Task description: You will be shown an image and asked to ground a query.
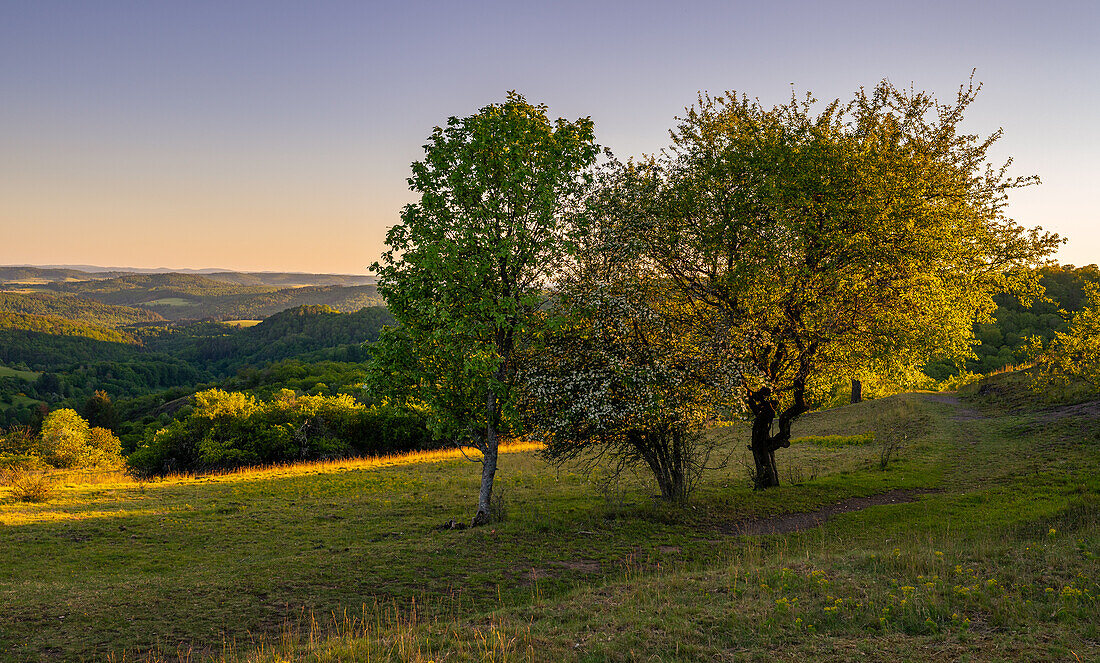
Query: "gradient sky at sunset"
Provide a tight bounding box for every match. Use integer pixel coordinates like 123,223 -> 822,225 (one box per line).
2,0 -> 1097,273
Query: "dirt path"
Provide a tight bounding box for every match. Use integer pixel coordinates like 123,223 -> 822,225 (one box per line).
717,488 -> 940,536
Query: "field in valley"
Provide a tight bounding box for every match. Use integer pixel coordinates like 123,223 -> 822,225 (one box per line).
1,377 -> 1097,662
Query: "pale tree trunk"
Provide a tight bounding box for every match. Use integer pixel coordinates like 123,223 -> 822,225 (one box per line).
472,389 -> 499,527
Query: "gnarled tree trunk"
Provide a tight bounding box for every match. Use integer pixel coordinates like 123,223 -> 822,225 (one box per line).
747,373 -> 810,490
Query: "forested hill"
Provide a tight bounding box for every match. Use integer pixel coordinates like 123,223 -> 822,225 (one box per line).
0,305 -> 394,428
46,273 -> 276,305
0,266 -> 131,282
39,273 -> 384,321
0,312 -> 138,344
0,292 -> 164,327
201,272 -> 376,287
141,305 -> 394,372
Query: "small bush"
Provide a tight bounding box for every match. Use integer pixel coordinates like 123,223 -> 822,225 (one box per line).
7,469 -> 55,502
937,371 -> 984,392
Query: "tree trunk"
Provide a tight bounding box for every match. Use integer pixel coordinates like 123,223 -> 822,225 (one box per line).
851,379 -> 862,404
472,437 -> 497,527
750,406 -> 780,490
472,389 -> 500,527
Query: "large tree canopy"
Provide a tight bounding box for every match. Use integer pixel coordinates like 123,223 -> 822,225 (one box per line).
371,93 -> 599,524
638,79 -> 1060,489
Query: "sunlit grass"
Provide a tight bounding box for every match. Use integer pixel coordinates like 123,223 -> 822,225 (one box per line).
2,384 -> 1097,661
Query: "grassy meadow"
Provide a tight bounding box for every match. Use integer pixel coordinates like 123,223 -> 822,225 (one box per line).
1,378 -> 1097,662
0,365 -> 40,381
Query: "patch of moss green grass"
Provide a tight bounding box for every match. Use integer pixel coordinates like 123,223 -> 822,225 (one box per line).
0,364 -> 40,381
142,297 -> 193,307
1,377 -> 1097,661
793,433 -> 875,448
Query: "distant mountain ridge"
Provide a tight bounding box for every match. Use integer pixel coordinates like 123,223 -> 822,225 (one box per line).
1,265 -> 376,286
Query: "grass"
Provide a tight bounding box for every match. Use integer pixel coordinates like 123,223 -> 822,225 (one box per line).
221,320 -> 263,327
143,297 -> 193,307
0,364 -> 40,381
1,383 -> 1097,661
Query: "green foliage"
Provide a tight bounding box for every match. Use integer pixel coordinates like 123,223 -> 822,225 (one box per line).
0,306 -> 390,429
524,177 -> 740,501
128,388 -> 438,476
0,328 -> 147,371
924,264 -> 1100,378
35,408 -> 123,469
83,390 -> 118,430
628,77 -> 1059,488
0,291 -> 164,326
139,305 -> 391,375
372,92 -> 600,522
1029,282 -> 1100,394
0,311 -> 137,343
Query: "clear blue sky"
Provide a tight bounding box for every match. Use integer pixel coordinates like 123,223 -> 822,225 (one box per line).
1,0 -> 1096,273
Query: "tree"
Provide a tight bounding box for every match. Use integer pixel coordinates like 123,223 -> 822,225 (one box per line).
524,165 -> 740,501
83,390 -> 118,431
38,408 -> 91,468
641,78 -> 1060,489
37,408 -> 124,468
1029,283 -> 1100,393
372,93 -> 600,525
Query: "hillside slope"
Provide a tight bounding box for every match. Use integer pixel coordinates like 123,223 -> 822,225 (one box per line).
1,378 -> 1095,661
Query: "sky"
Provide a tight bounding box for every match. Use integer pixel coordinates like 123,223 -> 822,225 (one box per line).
1,0 -> 1097,274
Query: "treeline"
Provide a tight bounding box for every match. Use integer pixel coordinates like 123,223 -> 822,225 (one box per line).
1,266 -> 374,289
127,389 -> 437,475
201,271 -> 375,287
0,292 -> 164,326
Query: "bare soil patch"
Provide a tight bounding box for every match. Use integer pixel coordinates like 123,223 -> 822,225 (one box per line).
717,488 -> 940,536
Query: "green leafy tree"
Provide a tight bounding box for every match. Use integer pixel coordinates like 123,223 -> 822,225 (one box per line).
372,93 -> 599,525
37,408 -> 123,468
83,390 -> 118,431
641,78 -> 1060,489
1029,283 -> 1100,392
524,171 -> 740,501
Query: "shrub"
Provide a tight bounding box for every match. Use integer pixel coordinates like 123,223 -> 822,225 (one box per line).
7,469 -> 55,502
0,425 -> 37,455
35,410 -> 125,469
